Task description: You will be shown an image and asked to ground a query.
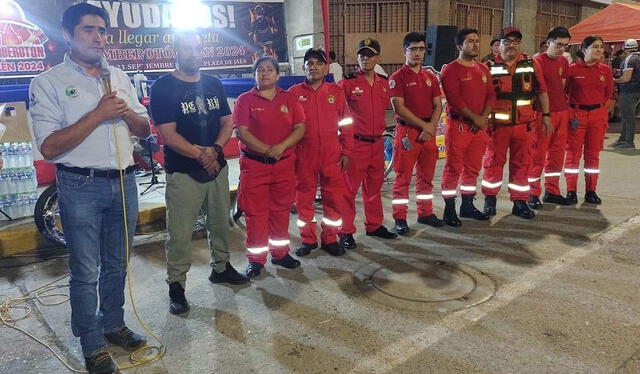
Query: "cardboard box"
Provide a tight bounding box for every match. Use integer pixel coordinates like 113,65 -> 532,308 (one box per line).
0,101 -> 30,142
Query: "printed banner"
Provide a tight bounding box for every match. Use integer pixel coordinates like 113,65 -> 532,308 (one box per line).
0,0 -> 287,78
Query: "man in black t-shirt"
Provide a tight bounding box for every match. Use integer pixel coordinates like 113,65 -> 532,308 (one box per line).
150,30 -> 249,315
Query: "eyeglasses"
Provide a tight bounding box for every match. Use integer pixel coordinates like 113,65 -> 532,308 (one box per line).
549,41 -> 570,49
405,46 -> 426,53
501,38 -> 521,46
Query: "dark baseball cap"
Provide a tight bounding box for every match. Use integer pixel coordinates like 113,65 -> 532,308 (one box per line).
357,38 -> 381,55
500,26 -> 522,40
304,48 -> 327,63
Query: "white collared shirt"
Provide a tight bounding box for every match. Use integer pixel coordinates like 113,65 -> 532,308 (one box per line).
29,54 -> 148,169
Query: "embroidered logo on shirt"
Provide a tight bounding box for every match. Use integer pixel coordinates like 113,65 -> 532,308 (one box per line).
327,95 -> 335,104
389,79 -> 396,89
280,105 -> 289,113
250,107 -> 265,111
425,78 -> 432,87
352,87 -> 364,96
298,95 -> 307,102
482,74 -> 487,83
599,75 -> 605,82
64,86 -> 79,97
407,82 -> 417,86
29,92 -> 39,107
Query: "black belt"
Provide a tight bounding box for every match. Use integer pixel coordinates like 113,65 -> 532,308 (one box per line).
354,134 -> 381,143
570,103 -> 602,111
241,151 -> 289,164
449,113 -> 471,123
397,117 -> 429,126
56,164 -> 137,178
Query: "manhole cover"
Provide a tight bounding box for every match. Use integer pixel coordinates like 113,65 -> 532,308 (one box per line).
354,256 -> 496,312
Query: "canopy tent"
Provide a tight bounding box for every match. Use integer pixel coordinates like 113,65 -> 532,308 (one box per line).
569,3 -> 640,43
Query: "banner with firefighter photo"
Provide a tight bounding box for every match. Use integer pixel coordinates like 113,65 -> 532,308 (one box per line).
0,0 -> 287,78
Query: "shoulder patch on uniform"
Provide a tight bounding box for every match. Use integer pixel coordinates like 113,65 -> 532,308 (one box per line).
376,73 -> 389,80
389,79 -> 396,89
344,73 -> 357,79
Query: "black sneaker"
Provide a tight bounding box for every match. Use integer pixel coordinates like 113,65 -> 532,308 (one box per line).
585,191 -> 602,204
512,200 -> 535,219
168,282 -> 189,315
104,326 -> 147,351
417,214 -> 445,227
209,262 -> 250,285
542,192 -> 571,205
528,195 -> 543,210
484,195 -> 497,216
294,242 -> 318,257
271,254 -> 301,269
245,262 -> 264,278
366,225 -> 398,239
394,219 -> 410,235
338,234 -> 357,249
566,191 -> 578,205
85,351 -> 118,374
321,242 -> 345,256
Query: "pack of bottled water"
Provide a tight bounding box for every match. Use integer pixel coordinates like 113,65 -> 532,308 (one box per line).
0,141 -> 37,220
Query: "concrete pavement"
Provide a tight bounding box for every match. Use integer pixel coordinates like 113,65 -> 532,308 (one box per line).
1,132 -> 640,374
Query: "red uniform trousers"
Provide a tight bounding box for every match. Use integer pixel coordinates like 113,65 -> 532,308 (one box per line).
440,119 -> 488,198
239,155 -> 296,264
481,123 -> 533,201
339,138 -> 385,234
295,148 -> 346,246
391,125 -> 438,219
564,107 -> 607,192
528,111 -> 569,196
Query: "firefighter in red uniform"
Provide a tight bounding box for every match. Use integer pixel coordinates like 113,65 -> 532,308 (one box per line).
233,56 -> 306,278
389,32 -> 444,235
289,49 -> 354,256
338,39 -> 397,249
564,35 -> 614,205
482,26 -> 552,219
439,28 -> 495,227
528,26 -> 573,208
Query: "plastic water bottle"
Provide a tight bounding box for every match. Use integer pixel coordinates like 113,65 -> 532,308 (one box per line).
24,168 -> 34,192
6,170 -> 15,194
6,142 -> 15,169
0,144 -> 6,167
0,171 -> 6,195
25,142 -> 33,167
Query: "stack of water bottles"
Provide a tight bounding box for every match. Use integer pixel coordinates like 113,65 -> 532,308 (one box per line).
0,141 -> 37,220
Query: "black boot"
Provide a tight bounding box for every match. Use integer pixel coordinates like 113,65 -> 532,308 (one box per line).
542,191 -> 571,205
294,242 -> 318,257
366,225 -> 398,239
566,191 -> 578,205
338,234 -> 357,249
512,200 -> 535,219
321,242 -> 345,256
584,191 -> 602,204
484,195 -> 497,216
417,214 -> 445,227
85,352 -> 118,374
271,253 -> 301,269
528,195 -> 543,209
394,219 -> 410,235
168,282 -> 189,315
460,195 -> 490,220
245,262 -> 264,278
208,262 -> 250,285
443,198 -> 461,227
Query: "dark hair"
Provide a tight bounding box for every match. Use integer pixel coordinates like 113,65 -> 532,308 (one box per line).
455,28 -> 478,47
173,29 -> 201,50
62,3 -> 109,35
540,41 -> 547,48
403,32 -> 426,49
581,35 -> 604,51
329,51 -> 336,60
547,26 -> 571,41
490,38 -> 500,47
253,56 -> 279,74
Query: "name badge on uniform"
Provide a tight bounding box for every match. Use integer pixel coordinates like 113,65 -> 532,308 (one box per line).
352,87 -> 364,96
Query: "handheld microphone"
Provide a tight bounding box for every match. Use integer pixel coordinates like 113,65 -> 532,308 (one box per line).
100,69 -> 112,94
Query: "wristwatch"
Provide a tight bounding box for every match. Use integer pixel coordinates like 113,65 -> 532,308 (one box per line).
212,144 -> 223,155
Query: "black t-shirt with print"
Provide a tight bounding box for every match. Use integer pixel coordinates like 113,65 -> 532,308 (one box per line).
150,73 -> 231,173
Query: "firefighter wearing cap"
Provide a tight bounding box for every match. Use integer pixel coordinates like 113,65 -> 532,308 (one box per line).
439,28 -> 495,227
613,38 -> 640,149
527,26 -> 573,208
288,49 -> 354,257
337,38 -> 397,249
564,35 -> 614,205
482,26 -> 552,219
389,32 -> 444,235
